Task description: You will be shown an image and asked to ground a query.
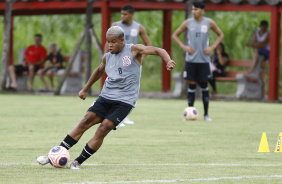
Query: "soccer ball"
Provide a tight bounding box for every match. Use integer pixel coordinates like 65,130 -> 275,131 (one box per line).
183,107 -> 198,120
48,146 -> 70,168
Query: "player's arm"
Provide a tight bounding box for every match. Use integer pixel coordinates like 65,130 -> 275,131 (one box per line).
172,20 -> 195,54
203,19 -> 224,55
132,44 -> 176,70
139,25 -> 152,46
104,23 -> 118,53
78,54 -> 106,100
139,25 -> 152,61
248,33 -> 270,49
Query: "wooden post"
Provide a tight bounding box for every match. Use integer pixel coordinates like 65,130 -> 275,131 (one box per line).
180,0 -> 192,97
162,10 -> 172,92
101,0 -> 111,89
1,0 -> 16,90
54,30 -> 86,95
85,0 -> 96,96
268,7 -> 280,101
90,28 -> 103,57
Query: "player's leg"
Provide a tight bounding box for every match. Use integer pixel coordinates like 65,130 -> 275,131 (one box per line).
61,111 -> 103,149
70,100 -> 133,169
70,119 -> 116,169
37,111 -> 103,165
185,62 -> 197,107
28,64 -> 35,90
199,63 -> 212,121
37,69 -> 48,90
46,70 -> 54,90
8,65 -> 17,89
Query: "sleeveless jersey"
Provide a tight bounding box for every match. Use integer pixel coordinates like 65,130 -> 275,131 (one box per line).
116,21 -> 140,44
185,17 -> 210,63
100,44 -> 142,107
255,30 -> 270,51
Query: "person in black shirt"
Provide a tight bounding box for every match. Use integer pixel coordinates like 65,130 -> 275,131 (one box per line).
208,43 -> 229,97
37,42 -> 63,91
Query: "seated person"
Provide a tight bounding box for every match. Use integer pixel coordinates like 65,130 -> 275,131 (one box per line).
208,43 -> 229,97
8,34 -> 47,91
246,20 -> 269,73
37,42 -> 63,91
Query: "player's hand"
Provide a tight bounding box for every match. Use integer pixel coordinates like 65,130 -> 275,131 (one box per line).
183,46 -> 195,54
203,47 -> 213,55
22,61 -> 27,67
166,60 -> 176,71
78,89 -> 87,100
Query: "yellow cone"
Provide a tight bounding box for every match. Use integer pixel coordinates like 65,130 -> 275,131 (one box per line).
258,132 -> 269,152
274,133 -> 282,152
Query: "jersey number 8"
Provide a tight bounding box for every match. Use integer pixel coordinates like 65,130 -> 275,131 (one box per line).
118,67 -> 122,74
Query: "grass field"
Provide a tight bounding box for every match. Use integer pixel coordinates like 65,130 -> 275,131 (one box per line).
0,94 -> 282,184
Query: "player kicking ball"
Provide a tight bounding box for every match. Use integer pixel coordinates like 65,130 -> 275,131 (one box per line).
37,26 -> 176,169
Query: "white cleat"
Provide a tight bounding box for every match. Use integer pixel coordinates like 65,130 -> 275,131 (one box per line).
119,123 -> 125,127
122,117 -> 134,125
37,155 -> 49,166
204,115 -> 213,121
70,160 -> 81,169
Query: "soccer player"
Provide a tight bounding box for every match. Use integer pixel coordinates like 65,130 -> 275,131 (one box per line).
37,26 -> 176,169
172,1 -> 224,121
109,4 -> 152,125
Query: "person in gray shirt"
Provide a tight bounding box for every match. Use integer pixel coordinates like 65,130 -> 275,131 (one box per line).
111,4 -> 152,125
37,26 -> 176,169
172,1 -> 224,121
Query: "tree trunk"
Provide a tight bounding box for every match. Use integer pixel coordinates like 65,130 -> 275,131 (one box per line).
1,0 -> 16,90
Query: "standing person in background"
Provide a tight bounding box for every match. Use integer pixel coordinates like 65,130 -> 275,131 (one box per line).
246,20 -> 269,73
172,1 -> 224,121
37,42 -> 63,92
8,34 -> 47,91
106,4 -> 152,125
209,43 -> 229,97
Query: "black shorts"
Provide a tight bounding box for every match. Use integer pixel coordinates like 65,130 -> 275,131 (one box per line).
88,96 -> 134,128
184,62 -> 212,82
15,65 -> 40,75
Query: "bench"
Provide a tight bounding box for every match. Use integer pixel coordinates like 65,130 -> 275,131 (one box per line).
8,48 -> 84,93
215,60 -> 253,82
172,57 -> 265,98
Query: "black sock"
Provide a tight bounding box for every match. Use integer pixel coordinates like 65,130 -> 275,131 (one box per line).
187,84 -> 196,107
209,79 -> 216,92
59,134 -> 78,150
199,82 -> 209,116
75,144 -> 96,165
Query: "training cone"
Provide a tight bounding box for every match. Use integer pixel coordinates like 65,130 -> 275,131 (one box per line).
274,133 -> 282,152
258,132 -> 269,152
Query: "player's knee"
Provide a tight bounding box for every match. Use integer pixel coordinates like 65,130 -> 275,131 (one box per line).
99,121 -> 114,134
79,114 -> 95,129
199,82 -> 208,92
188,84 -> 196,93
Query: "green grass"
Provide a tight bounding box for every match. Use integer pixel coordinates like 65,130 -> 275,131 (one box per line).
0,94 -> 282,184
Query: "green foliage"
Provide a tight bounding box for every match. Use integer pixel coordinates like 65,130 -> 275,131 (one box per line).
0,11 -> 281,95
1,95 -> 282,183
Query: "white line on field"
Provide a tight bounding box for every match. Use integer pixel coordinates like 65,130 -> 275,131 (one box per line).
62,175 -> 282,184
1,163 -> 282,167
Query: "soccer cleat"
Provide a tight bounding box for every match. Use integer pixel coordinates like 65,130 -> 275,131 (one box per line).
70,160 -> 81,169
37,155 -> 49,166
122,117 -> 134,125
204,115 -> 213,121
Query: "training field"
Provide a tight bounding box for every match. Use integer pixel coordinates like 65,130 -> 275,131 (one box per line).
0,94 -> 281,184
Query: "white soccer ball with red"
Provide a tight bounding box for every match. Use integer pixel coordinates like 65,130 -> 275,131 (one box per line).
183,107 -> 198,120
48,146 -> 70,168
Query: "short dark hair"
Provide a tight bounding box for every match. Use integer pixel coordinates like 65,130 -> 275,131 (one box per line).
121,4 -> 135,13
34,34 -> 42,39
260,20 -> 268,27
192,1 -> 206,9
